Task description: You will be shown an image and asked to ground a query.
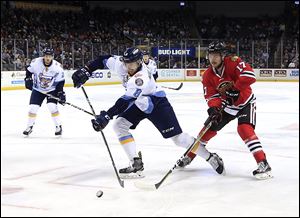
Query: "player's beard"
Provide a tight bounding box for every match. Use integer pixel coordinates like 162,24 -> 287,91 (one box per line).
211,61 -> 223,71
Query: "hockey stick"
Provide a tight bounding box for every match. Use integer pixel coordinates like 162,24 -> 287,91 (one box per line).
161,82 -> 183,91
81,86 -> 125,188
135,104 -> 227,190
43,92 -> 94,116
134,119 -> 213,190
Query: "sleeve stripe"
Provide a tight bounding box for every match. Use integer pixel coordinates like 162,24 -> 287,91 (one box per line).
206,93 -> 221,102
241,71 -> 255,75
240,74 -> 256,79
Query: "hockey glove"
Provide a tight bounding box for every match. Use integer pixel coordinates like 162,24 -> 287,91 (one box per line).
24,77 -> 33,90
72,67 -> 91,88
57,91 -> 66,105
91,111 -> 111,131
225,89 -> 240,105
207,107 -> 222,125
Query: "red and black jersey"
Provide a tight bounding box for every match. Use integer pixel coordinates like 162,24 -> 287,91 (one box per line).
202,56 -> 256,115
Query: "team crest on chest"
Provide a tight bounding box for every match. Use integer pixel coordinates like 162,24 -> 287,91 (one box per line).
135,78 -> 144,86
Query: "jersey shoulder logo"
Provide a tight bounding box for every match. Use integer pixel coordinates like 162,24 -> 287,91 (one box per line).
231,56 -> 239,62
135,78 -> 144,86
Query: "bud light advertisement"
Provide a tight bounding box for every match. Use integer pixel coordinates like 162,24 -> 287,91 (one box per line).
151,47 -> 196,57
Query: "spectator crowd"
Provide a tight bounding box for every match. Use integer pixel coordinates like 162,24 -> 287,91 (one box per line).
1,2 -> 298,70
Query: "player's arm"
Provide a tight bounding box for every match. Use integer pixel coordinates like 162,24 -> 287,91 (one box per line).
91,73 -> 149,131
71,55 -> 112,88
224,58 -> 256,104
51,67 -> 66,104
152,61 -> 158,81
234,58 -> 256,90
24,61 -> 35,90
202,72 -> 223,125
91,95 -> 136,131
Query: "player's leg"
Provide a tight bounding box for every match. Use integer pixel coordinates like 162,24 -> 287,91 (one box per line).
179,111 -> 235,174
148,96 -> 225,174
237,101 -> 272,179
112,105 -> 146,178
23,90 -> 45,136
46,96 -> 62,136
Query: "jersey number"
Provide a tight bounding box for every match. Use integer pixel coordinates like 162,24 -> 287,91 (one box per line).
236,62 -> 246,72
133,89 -> 142,98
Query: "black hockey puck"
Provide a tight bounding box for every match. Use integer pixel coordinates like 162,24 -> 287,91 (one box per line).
96,190 -> 103,198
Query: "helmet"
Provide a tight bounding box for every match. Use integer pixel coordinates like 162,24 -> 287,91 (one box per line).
121,47 -> 142,63
142,50 -> 150,55
207,41 -> 226,54
43,47 -> 54,56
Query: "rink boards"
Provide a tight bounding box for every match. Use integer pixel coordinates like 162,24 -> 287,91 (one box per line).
1,68 -> 299,90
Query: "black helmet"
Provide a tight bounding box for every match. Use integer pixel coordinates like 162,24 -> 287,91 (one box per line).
207,41 -> 226,54
121,47 -> 142,63
43,47 -> 54,56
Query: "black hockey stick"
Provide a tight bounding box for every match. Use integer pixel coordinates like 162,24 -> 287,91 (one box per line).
155,120 -> 213,189
134,120 -> 213,190
81,86 -> 125,188
161,82 -> 183,91
44,92 -> 94,116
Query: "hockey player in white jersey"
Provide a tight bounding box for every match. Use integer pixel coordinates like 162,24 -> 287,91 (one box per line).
142,50 -> 158,81
72,47 -> 224,178
23,47 -> 66,136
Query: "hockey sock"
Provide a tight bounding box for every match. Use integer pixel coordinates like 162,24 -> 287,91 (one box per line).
27,104 -> 40,127
47,103 -> 62,126
238,124 -> 266,163
119,134 -> 137,161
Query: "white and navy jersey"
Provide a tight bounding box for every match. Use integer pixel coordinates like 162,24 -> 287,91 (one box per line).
105,56 -> 165,114
144,59 -> 157,76
105,56 -> 129,88
27,57 -> 65,93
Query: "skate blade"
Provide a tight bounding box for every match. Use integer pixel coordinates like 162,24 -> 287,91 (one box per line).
254,171 -> 273,180
119,171 -> 145,179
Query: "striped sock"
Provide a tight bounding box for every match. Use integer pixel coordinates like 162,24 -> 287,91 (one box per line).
119,134 -> 137,161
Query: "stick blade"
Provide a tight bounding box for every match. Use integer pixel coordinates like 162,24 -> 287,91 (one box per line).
176,82 -> 183,90
134,181 -> 157,191
119,179 -> 125,188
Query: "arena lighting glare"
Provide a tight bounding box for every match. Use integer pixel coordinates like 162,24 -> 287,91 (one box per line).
295,1 -> 299,5
180,2 -> 185,6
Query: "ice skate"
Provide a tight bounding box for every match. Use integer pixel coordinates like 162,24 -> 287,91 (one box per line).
119,153 -> 144,179
176,155 -> 194,168
253,159 -> 273,180
23,126 -> 33,136
207,153 -> 225,175
55,125 -> 62,136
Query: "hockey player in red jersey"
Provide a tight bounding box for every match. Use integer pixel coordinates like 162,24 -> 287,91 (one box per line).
178,41 -> 272,180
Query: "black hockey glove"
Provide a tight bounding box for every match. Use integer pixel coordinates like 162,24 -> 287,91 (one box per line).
153,72 -> 158,81
225,89 -> 240,105
57,91 -> 66,105
24,77 -> 33,90
91,111 -> 111,131
207,107 -> 222,125
72,67 -> 91,88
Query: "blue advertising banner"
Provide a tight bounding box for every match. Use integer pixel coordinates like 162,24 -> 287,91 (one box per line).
152,47 -> 196,57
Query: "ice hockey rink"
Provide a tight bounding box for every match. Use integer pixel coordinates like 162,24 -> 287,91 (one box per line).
1,81 -> 299,217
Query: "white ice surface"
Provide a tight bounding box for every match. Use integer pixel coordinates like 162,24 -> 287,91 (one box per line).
1,81 -> 299,217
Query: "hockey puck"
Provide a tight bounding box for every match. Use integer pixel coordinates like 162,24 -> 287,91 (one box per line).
96,190 -> 103,198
